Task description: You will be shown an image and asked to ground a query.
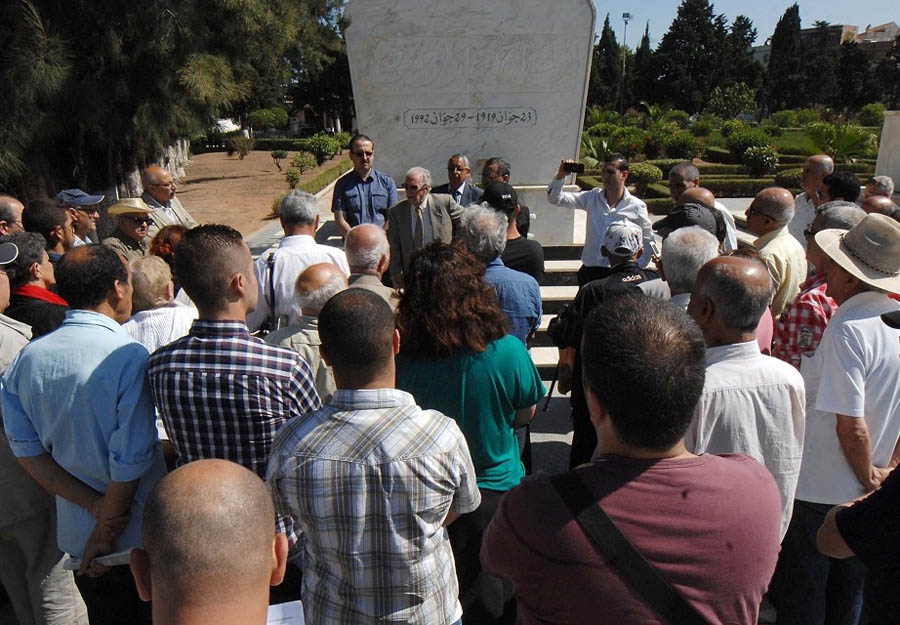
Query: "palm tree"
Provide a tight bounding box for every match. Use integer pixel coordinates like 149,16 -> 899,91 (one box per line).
803,122 -> 877,163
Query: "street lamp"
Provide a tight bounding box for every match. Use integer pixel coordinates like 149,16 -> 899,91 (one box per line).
620,12 -> 632,113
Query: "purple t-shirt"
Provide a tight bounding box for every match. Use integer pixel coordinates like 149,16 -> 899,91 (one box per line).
481,453 -> 782,625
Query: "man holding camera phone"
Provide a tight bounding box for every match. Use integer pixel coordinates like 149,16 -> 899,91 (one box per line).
547,155 -> 654,286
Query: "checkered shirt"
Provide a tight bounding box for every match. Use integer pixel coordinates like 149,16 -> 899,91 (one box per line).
148,320 -> 321,548
773,274 -> 838,370
266,388 -> 481,625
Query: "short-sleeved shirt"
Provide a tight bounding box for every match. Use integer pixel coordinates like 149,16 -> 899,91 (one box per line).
484,257 -> 542,346
836,469 -> 900,625
754,225 -> 808,317
267,388 -> 481,625
501,236 -> 544,283
796,291 -> 900,504
772,274 -> 837,370
396,335 -> 546,492
481,453 -> 782,625
1,310 -> 165,556
332,169 -> 398,228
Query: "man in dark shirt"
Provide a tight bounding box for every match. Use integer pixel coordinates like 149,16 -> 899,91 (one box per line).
331,134 -> 397,236
1,232 -> 68,337
557,221 -> 658,467
482,182 -> 544,283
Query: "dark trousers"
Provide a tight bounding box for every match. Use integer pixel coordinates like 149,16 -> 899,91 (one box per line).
74,564 -> 151,625
448,488 -> 516,625
569,406 -> 596,469
771,500 -> 867,625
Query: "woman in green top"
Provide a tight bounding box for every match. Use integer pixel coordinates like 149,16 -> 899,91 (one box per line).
396,242 -> 545,623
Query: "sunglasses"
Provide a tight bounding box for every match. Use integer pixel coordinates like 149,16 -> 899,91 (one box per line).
122,215 -> 155,226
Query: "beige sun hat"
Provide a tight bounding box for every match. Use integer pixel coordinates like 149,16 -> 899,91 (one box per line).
108,197 -> 151,217
815,213 -> 900,293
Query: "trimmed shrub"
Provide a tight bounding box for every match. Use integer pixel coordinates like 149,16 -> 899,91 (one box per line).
725,127 -> 770,162
226,136 -> 255,159
858,103 -> 885,128
796,108 -> 821,125
720,119 -> 747,138
271,150 -> 288,171
663,109 -> 691,128
775,167 -> 803,188
645,198 -> 676,215
697,163 -> 746,175
741,145 -> 779,177
704,146 -> 733,164
290,151 -> 317,173
285,168 -> 302,188
334,131 -> 353,150
305,133 -> 341,165
690,118 -> 714,137
769,110 -> 799,128
611,126 -> 646,158
663,132 -> 701,159
248,107 -> 289,131
703,177 -> 777,197
643,182 -> 671,199
644,159 -> 684,178
627,162 -> 663,197
761,123 -> 784,138
272,157 -> 352,216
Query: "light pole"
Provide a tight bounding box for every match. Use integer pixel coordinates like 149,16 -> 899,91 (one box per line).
620,12 -> 631,114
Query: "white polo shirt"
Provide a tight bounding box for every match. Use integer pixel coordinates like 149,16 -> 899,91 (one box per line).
796,291 -> 900,504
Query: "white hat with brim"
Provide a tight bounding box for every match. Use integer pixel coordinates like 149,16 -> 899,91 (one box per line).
108,197 -> 151,217
815,213 -> 900,293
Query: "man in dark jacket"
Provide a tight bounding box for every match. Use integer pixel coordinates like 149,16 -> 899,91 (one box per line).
2,232 -> 68,337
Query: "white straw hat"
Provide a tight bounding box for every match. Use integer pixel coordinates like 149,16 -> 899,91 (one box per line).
815,213 -> 900,293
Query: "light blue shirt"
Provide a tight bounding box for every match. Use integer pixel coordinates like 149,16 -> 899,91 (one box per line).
484,258 -> 542,346
1,310 -> 165,557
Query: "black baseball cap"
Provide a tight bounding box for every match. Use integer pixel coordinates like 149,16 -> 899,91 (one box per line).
482,181 -> 518,215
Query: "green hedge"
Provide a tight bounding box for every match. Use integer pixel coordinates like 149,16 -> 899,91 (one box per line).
644,183 -> 671,199
645,198 -> 675,215
270,157 -> 351,216
703,178 -> 777,196
697,164 -> 746,175
703,146 -> 733,163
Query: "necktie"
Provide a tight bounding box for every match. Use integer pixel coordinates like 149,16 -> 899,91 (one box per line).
454,189 -> 461,203
414,205 -> 424,247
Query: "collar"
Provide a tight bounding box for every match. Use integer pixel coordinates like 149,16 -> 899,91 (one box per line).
486,257 -> 505,269
452,181 -> 466,195
350,169 -> 376,184
14,284 -> 68,306
0,312 -> 32,340
754,224 -> 789,248
800,273 -> 827,292
836,291 -> 898,316
349,273 -> 383,285
330,388 -> 415,410
141,191 -> 170,209
705,340 -> 760,366
609,260 -> 641,273
278,234 -> 316,248
62,309 -> 125,333
189,319 -> 251,338
111,228 -> 147,249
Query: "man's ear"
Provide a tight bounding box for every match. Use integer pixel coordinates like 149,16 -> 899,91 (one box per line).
130,548 -> 153,602
0,222 -> 10,236
585,385 -> 608,430
30,261 -> 42,281
270,533 -> 289,587
392,328 -> 400,355
50,224 -> 64,244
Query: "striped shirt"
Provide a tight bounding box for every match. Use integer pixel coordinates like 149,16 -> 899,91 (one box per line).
148,319 -> 321,548
267,388 -> 481,625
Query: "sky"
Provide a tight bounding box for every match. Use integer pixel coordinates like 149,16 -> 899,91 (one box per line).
593,0 -> 899,48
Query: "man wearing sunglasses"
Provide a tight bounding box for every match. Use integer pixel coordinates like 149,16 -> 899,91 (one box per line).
102,198 -> 154,262
332,134 -> 398,237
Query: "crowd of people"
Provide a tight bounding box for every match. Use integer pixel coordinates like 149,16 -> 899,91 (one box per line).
1,132 -> 899,625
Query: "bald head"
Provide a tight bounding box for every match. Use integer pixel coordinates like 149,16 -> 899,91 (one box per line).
746,187 -> 794,236
679,187 -> 716,210
801,155 -> 834,197
691,256 -> 773,338
142,165 -> 176,203
0,195 -> 24,234
862,195 -> 898,216
345,224 -> 389,275
296,262 -> 347,316
139,460 -> 278,605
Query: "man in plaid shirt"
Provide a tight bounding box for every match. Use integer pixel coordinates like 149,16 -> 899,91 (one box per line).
773,202 -> 865,369
148,225 -> 321,561
267,290 -> 480,625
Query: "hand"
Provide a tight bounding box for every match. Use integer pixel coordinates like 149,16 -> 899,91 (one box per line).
556,159 -> 575,180
77,521 -> 114,577
90,496 -> 128,539
864,466 -> 892,492
557,361 -> 573,395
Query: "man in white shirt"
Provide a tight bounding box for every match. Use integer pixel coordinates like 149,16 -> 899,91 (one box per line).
667,162 -> 737,251
246,190 -> 349,333
789,155 -> 834,248
686,255 -> 805,539
547,154 -> 654,286
773,213 -> 900,625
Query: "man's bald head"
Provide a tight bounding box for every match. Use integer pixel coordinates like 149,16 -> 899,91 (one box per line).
679,187 -> 716,210
0,195 -> 24,234
862,195 -> 898,216
140,460 -> 279,604
691,256 -> 773,336
142,165 -> 176,203
748,187 -> 795,233
296,262 -> 347,316
345,224 -> 389,275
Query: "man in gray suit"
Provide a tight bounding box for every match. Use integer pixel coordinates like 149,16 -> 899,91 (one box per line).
432,154 -> 484,207
387,167 -> 463,286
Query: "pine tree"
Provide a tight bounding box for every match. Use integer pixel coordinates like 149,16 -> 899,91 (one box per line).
632,22 -> 655,105
767,4 -> 805,112
723,16 -> 764,95
802,21 -> 839,108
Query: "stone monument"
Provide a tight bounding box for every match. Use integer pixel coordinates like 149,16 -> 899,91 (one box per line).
876,110 -> 900,203
344,0 -> 595,245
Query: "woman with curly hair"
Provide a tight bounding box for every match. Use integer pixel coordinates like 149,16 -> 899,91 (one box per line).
396,242 -> 545,623
149,225 -> 189,291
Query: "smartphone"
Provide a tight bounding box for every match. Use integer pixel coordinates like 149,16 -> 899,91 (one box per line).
649,238 -> 661,259
562,162 -> 585,174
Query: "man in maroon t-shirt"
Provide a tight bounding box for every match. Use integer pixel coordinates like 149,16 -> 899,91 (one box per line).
482,295 -> 782,625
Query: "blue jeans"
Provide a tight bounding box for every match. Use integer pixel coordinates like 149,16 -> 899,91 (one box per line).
772,499 -> 867,625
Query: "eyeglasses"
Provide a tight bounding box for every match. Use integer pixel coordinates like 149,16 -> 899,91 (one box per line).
745,208 -> 772,220
352,151 -> 374,158
448,166 -> 469,173
122,215 -> 155,226
149,182 -> 176,188
403,184 -> 427,193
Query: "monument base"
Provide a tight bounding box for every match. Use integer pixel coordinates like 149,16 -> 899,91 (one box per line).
515,185 -> 582,247
876,110 -> 900,204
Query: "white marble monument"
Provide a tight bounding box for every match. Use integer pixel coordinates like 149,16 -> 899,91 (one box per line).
876,110 -> 900,203
344,0 -> 595,245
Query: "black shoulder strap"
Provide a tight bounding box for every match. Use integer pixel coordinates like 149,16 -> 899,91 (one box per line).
258,251 -> 276,334
550,472 -> 710,625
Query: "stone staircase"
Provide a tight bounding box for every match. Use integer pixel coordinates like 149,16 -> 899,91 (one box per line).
531,246 -> 582,381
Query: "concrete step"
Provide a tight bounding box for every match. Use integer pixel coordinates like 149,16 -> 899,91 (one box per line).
543,245 -> 583,261
531,314 -> 557,347
542,260 -> 581,286
530,346 -> 559,380
540,285 -> 577,315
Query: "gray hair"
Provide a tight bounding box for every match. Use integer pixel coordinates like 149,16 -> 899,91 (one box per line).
449,154 -> 471,169
280,190 -> 318,226
131,255 -> 173,312
755,189 -> 795,225
345,225 -> 389,271
867,175 -> 894,198
0,196 -> 20,225
406,167 -> 432,188
459,205 -> 507,262
694,259 -> 774,333
669,162 -> 700,182
817,201 -> 866,230
662,227 -> 720,294
296,272 -> 347,315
